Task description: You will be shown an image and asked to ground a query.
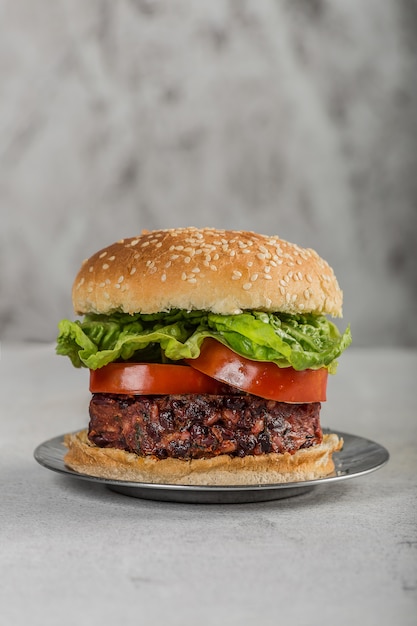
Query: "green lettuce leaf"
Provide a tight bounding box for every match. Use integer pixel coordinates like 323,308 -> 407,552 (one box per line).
56,309 -> 351,373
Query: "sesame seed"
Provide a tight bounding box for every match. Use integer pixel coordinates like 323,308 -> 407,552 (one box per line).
306,274 -> 313,283
233,270 -> 242,278
99,252 -> 107,259
130,267 -> 137,275
256,253 -> 265,260
155,242 -> 162,248
304,289 -> 311,299
247,261 -> 253,268
181,272 -> 187,281
210,265 -> 217,271
141,241 -> 150,247
192,267 -> 200,273
251,273 -> 259,281
102,264 -> 109,270
188,278 -> 197,284
279,279 -> 288,287
161,273 -> 166,282
243,282 -> 252,290
170,254 -> 179,260
130,239 -> 139,246
242,249 -> 250,254
286,292 -> 291,303
279,286 -> 286,296
265,266 -> 271,273
263,274 -> 272,280
99,281 -> 105,287
118,276 -> 124,283
115,283 -> 121,289
105,279 -> 111,285
184,257 -> 191,264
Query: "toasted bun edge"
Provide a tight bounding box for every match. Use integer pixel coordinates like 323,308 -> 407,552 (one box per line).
64,430 -> 343,486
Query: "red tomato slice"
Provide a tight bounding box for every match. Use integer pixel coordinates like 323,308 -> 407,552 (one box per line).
186,339 -> 328,403
89,362 -> 227,395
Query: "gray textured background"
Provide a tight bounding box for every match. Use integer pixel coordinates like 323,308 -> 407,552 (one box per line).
1,0 -> 416,346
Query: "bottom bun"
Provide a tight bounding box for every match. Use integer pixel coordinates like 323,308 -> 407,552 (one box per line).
64,429 -> 343,486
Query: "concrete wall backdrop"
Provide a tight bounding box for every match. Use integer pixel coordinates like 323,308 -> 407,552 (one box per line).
1,0 -> 416,345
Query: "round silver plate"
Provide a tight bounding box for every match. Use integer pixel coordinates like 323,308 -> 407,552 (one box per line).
34,429 -> 389,504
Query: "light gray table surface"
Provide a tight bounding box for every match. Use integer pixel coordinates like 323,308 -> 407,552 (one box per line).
1,343 -> 416,626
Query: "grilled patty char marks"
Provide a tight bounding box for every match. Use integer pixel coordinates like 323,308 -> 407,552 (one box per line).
88,394 -> 323,460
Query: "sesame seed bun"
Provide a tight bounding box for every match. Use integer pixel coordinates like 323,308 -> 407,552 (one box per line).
64,429 -> 343,486
72,227 -> 343,318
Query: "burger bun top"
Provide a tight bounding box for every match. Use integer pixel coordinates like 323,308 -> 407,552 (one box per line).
72,227 -> 343,317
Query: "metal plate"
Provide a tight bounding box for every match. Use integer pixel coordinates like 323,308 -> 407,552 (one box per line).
34,430 -> 389,504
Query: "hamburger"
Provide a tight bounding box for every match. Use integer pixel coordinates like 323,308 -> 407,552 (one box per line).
57,227 -> 351,485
